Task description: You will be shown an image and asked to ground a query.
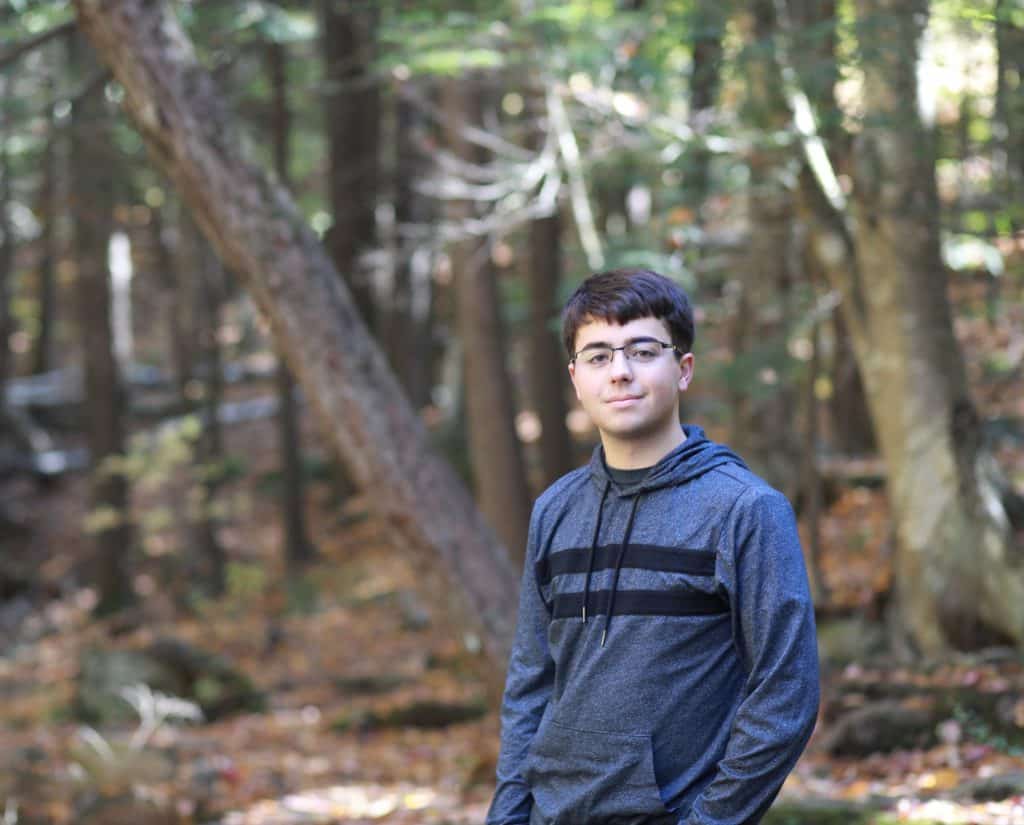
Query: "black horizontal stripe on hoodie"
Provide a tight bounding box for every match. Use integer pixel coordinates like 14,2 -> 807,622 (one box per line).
536,543 -> 715,586
551,588 -> 728,619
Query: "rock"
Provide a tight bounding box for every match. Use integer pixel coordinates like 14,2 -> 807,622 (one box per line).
74,638 -> 264,725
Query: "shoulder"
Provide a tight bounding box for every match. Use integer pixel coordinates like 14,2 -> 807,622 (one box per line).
532,465 -> 591,518
529,465 -> 593,538
709,464 -> 795,523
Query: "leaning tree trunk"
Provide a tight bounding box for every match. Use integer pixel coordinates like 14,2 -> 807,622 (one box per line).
72,0 -> 519,666
844,0 -> 1024,651
69,31 -> 134,617
442,74 -> 532,561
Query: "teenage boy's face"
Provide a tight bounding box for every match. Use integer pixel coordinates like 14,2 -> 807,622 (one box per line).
568,316 -> 694,446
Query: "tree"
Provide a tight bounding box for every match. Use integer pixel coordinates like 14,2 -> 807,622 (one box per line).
525,90 -> 573,489
385,79 -> 436,410
728,0 -> 802,499
267,36 -> 315,570
319,0 -> 380,331
31,63 -> 60,377
837,0 -> 1024,651
442,73 -> 532,560
71,0 -> 519,666
69,31 -> 134,616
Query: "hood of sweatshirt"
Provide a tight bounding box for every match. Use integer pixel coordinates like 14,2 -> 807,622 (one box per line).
587,424 -> 746,496
580,425 -> 747,645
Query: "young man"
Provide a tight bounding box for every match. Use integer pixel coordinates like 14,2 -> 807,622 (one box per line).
486,269 -> 819,825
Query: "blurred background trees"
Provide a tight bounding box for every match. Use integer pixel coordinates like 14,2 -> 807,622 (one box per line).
1,0 -> 1023,659
4,2 -> 1024,822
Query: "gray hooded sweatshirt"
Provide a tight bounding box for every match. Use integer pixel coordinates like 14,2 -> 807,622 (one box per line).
486,425 -> 819,825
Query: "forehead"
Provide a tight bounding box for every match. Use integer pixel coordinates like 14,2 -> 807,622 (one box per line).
573,315 -> 672,349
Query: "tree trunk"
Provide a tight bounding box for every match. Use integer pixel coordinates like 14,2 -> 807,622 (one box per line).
683,0 -> 726,220
729,0 -> 801,500
193,229 -> 227,595
0,77 -> 13,396
526,204 -> 574,489
150,201 -> 194,404
386,80 -> 435,411
32,69 -> 60,376
319,0 -> 380,331
788,0 -> 875,455
525,89 -> 574,489
268,38 -> 314,570
841,0 -> 1024,651
995,0 -> 1024,185
442,74 -> 532,562
69,32 -> 134,617
72,0 -> 519,665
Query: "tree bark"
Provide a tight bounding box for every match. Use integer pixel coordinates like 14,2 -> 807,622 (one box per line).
71,0 -> 519,665
841,0 -> 1024,651
525,90 -> 573,489
683,0 -> 726,220
788,0 -> 875,455
32,69 -> 60,376
386,79 -> 435,411
527,204 -> 574,489
319,0 -> 380,331
193,228 -> 227,595
69,31 -> 134,616
267,38 -> 315,570
0,77 -> 13,397
995,0 -> 1024,185
729,0 -> 801,499
442,74 -> 532,561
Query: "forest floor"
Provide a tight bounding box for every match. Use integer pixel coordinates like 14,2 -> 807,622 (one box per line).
2,277 -> 1024,825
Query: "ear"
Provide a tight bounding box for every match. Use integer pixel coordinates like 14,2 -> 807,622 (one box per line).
677,352 -> 695,393
568,360 -> 582,401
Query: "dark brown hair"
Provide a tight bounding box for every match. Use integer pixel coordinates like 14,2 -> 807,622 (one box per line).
562,268 -> 695,358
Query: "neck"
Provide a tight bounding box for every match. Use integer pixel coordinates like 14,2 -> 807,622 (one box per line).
601,424 -> 687,470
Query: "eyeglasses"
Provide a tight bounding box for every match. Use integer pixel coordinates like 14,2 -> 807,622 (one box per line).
572,338 -> 681,368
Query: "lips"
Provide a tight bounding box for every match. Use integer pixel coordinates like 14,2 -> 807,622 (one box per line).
606,396 -> 641,405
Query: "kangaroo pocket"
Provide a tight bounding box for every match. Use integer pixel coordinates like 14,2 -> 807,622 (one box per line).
523,719 -> 671,825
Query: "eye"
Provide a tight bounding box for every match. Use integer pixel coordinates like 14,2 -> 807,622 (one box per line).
585,350 -> 611,365
628,345 -> 658,361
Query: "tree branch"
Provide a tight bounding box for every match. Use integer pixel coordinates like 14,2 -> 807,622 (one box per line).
0,20 -> 76,71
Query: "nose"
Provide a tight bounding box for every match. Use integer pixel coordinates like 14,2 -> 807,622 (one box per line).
609,348 -> 633,380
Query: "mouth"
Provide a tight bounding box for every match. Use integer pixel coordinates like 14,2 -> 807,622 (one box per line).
606,396 -> 642,406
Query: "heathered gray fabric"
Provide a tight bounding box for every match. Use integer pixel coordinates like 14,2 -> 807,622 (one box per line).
486,425 -> 820,825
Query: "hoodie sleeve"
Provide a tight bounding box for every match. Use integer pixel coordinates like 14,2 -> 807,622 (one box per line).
684,486 -> 820,825
486,504 -> 555,825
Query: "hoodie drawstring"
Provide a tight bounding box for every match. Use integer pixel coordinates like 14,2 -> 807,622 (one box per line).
581,481 -> 611,623
601,493 -> 642,647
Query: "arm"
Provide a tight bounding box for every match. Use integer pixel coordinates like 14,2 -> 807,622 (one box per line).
685,487 -> 820,825
486,507 -> 555,825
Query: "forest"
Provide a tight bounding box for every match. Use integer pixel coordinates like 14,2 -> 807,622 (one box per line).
1,0 -> 1023,823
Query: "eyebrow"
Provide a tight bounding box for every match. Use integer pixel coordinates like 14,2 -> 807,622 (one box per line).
577,336 -> 662,351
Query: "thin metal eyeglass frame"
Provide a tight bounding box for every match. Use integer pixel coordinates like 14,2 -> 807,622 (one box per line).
571,338 -> 681,364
